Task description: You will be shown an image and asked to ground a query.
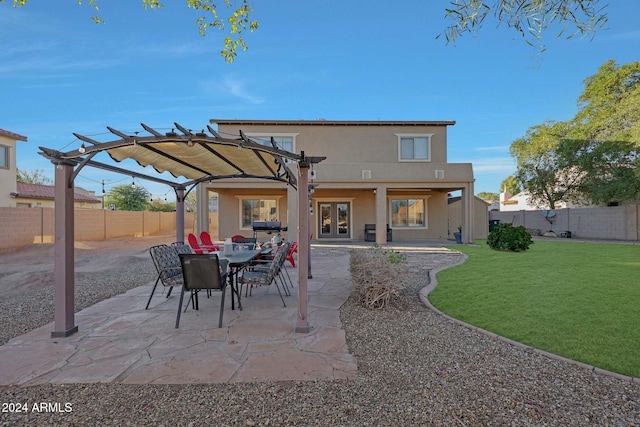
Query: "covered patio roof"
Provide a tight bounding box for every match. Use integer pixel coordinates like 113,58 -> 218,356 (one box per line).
39,122 -> 300,191
38,123 -> 324,338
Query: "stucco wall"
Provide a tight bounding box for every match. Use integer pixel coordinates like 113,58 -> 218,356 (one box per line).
0,136 -> 18,208
448,197 -> 490,240
233,123 -> 450,164
0,207 -> 196,252
489,205 -> 640,241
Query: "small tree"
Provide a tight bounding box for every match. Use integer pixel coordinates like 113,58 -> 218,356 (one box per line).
148,198 -> 176,212
511,121 -> 583,209
104,184 -> 150,211
17,168 -> 52,185
500,175 -> 522,195
477,191 -> 499,200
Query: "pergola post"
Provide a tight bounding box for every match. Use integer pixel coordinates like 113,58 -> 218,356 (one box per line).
296,154 -> 311,333
175,187 -> 185,243
52,163 -> 78,338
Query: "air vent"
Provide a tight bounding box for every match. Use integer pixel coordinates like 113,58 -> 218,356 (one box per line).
435,170 -> 444,180
362,170 -> 372,180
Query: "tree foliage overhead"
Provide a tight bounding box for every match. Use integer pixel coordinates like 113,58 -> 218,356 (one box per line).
4,1 -> 608,62
4,0 -> 258,63
440,0 -> 608,53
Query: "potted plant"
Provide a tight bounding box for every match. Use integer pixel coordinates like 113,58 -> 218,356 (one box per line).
453,226 -> 462,244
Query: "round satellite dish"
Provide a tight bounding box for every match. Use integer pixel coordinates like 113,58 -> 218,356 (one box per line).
540,210 -> 556,218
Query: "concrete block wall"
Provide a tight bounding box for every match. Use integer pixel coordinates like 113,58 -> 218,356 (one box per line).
0,207 -> 196,252
75,209 -> 106,241
0,207 -> 51,247
489,204 -> 639,241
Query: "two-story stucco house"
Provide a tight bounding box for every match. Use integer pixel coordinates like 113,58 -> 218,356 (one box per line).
0,128 -> 28,207
196,119 -> 479,244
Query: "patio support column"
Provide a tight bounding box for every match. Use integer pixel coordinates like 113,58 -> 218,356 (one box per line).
287,176 -> 298,247
296,154 -> 310,333
175,187 -> 185,243
52,162 -> 78,338
375,185 -> 387,245
461,182 -> 474,243
195,183 -> 209,235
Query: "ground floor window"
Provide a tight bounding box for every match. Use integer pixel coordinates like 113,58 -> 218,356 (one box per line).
241,198 -> 278,228
391,198 -> 425,227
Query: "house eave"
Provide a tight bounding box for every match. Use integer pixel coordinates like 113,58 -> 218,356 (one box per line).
211,119 -> 456,127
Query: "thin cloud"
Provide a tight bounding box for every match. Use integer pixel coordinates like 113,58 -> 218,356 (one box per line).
475,145 -> 511,152
223,76 -> 265,104
133,42 -> 212,57
599,29 -> 640,42
470,157 -> 517,173
201,76 -> 265,105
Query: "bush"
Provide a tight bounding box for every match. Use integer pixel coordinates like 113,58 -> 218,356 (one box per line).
487,223 -> 533,252
349,247 -> 408,309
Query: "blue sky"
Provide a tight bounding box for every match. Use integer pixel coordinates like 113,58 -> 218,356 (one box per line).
1,0 -> 639,199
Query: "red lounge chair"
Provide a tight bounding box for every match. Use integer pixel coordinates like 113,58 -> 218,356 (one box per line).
187,233 -> 206,254
231,234 -> 246,242
286,241 -> 298,267
199,231 -> 220,252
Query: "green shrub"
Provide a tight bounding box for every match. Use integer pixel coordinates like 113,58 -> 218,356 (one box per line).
487,223 -> 533,252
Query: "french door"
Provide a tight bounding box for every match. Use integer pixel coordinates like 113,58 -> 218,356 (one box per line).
318,202 -> 350,238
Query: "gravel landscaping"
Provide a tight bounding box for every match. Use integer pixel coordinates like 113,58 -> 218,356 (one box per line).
1,245 -> 638,426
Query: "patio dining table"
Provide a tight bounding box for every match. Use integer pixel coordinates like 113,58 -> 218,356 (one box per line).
216,249 -> 264,310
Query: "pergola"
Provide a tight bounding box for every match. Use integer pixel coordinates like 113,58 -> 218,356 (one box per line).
39,122 -> 324,337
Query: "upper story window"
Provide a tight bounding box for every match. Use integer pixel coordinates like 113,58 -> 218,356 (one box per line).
249,134 -> 297,162
0,145 -> 9,169
396,134 -> 433,162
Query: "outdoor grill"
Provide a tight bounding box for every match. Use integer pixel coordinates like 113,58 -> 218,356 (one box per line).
252,221 -> 287,239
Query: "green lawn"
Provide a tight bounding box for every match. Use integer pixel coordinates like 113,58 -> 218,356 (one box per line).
429,240 -> 640,377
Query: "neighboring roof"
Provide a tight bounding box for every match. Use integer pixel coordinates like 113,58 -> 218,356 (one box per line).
11,182 -> 101,203
0,129 -> 28,142
211,119 -> 456,127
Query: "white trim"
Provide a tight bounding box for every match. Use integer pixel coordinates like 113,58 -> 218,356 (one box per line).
245,132 -> 299,153
395,133 -> 433,162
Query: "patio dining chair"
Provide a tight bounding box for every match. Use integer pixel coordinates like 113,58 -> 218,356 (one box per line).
239,243 -> 289,307
172,242 -> 194,255
176,253 -> 229,328
254,241 -> 294,290
147,244 -> 184,309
